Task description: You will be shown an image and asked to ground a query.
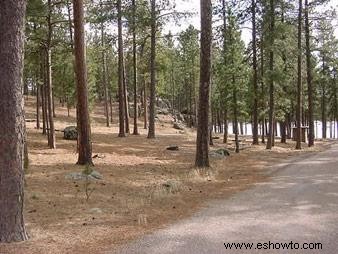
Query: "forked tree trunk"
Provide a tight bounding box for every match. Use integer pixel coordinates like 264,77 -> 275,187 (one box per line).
0,0 -> 28,242
73,0 -> 93,165
195,0 -> 212,167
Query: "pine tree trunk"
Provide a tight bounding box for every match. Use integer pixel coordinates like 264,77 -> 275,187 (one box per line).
132,0 -> 139,135
100,16 -> 110,127
209,104 -> 214,146
117,0 -> 125,137
262,119 -> 266,143
40,48 -> 47,135
123,61 -> 130,134
109,87 -> 114,124
281,120 -> 287,143
222,0 -> 228,144
195,0 -> 212,167
73,0 -> 93,165
143,83 -> 148,129
148,0 -> 156,139
233,81 -> 240,153
52,88 -> 56,118
296,0 -> 302,150
266,0 -> 275,150
223,108 -> 228,143
322,85 -> 327,139
252,0 -> 259,145
36,76 -> 40,129
102,51 -> 109,127
0,0 -> 28,242
189,77 -> 193,128
260,28 -> 265,144
41,83 -> 46,134
46,48 -> 56,148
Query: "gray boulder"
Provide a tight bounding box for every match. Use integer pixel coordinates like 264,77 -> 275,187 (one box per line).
209,148 -> 230,159
64,126 -> 77,140
156,97 -> 170,109
173,122 -> 185,130
215,148 -> 230,156
89,208 -> 103,213
65,170 -> 103,181
157,107 -> 170,115
175,113 -> 185,122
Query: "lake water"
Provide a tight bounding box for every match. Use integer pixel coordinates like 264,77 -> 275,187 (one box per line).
215,121 -> 338,139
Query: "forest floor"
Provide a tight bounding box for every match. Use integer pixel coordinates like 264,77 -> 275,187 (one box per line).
0,97 -> 333,254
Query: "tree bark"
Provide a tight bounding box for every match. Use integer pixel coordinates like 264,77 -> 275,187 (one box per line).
132,0 -> 139,135
109,87 -> 114,124
46,48 -> 56,148
0,0 -> 28,242
41,82 -> 46,134
296,0 -> 302,150
195,0 -> 212,167
143,82 -> 148,129
148,0 -> 156,139
73,0 -> 93,165
46,0 -> 56,149
252,0 -> 259,145
117,0 -> 126,137
266,0 -> 275,150
322,84 -> 327,139
305,0 -> 314,146
233,85 -> 240,153
223,108 -> 228,143
102,51 -> 109,127
100,13 -> 109,127
36,74 -> 40,129
222,0 -> 228,144
123,60 -> 130,133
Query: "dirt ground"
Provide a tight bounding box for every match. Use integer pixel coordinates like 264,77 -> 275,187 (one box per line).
0,97 -> 332,254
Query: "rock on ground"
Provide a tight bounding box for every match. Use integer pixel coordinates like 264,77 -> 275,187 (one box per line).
63,126 -> 78,140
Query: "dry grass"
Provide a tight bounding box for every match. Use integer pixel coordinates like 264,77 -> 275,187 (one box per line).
0,97 -> 332,254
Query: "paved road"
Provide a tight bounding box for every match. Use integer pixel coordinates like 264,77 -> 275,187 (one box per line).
112,143 -> 338,254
